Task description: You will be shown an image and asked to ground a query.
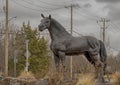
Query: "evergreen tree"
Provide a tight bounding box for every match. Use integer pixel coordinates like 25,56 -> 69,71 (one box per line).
9,22 -> 50,78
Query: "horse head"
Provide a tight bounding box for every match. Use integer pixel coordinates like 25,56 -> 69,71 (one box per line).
38,14 -> 51,31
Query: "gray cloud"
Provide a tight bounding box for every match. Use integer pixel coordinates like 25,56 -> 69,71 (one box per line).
96,0 -> 120,3
104,4 -> 120,21
109,9 -> 120,21
83,3 -> 92,8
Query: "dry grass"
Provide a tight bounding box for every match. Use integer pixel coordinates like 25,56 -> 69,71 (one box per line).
112,71 -> 120,85
18,71 -> 36,81
19,71 -> 34,78
76,73 -> 95,85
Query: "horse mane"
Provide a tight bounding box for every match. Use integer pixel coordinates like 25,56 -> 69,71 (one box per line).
51,18 -> 69,33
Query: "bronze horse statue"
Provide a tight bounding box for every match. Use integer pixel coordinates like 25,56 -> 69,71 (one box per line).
38,14 -> 107,82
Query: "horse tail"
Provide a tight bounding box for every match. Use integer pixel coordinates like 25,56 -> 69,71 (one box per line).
99,40 -> 107,72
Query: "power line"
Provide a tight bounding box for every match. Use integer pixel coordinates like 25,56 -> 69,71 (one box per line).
97,18 -> 110,44
74,10 -> 97,21
72,30 -> 83,36
21,0 -> 61,9
110,22 -> 120,31
35,0 -> 66,7
10,0 -> 68,13
79,8 -> 99,19
109,46 -> 120,51
74,0 -> 100,19
109,23 -> 120,32
45,0 -> 73,3
21,0 -> 67,12
10,0 -> 44,12
11,0 -> 53,12
72,4 -> 100,21
109,26 -> 118,33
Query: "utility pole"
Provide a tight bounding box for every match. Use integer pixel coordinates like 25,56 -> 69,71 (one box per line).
65,4 -> 79,34
70,4 -> 73,79
4,0 -> 8,77
70,5 -> 73,34
65,3 -> 79,79
97,18 -> 110,44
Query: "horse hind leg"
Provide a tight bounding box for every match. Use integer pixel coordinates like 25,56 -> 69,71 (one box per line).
93,55 -> 105,82
100,55 -> 107,76
84,52 -> 94,64
84,52 -> 105,82
84,52 -> 99,79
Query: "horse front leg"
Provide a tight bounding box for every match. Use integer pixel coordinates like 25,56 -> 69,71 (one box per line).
58,51 -> 65,69
58,51 -> 66,79
54,53 -> 60,72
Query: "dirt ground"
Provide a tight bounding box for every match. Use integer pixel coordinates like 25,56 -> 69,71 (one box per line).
96,82 -> 112,85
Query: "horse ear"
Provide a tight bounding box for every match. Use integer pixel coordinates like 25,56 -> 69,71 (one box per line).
49,14 -> 51,19
41,14 -> 45,18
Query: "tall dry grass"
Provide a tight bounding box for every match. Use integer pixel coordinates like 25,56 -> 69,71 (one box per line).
112,71 -> 120,85
18,71 -> 36,81
76,73 -> 95,85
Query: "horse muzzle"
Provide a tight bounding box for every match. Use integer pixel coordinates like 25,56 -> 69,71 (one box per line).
38,25 -> 44,31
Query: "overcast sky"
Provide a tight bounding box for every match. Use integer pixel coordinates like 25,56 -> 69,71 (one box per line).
0,0 -> 120,52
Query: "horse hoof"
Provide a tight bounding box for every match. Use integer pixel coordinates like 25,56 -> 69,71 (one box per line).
99,79 -> 105,83
95,79 -> 105,83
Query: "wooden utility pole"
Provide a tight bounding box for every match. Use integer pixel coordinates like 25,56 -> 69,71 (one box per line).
4,0 -> 8,77
65,3 -> 78,79
70,5 -> 73,79
97,18 -> 110,44
65,4 -> 78,34
70,5 -> 73,34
